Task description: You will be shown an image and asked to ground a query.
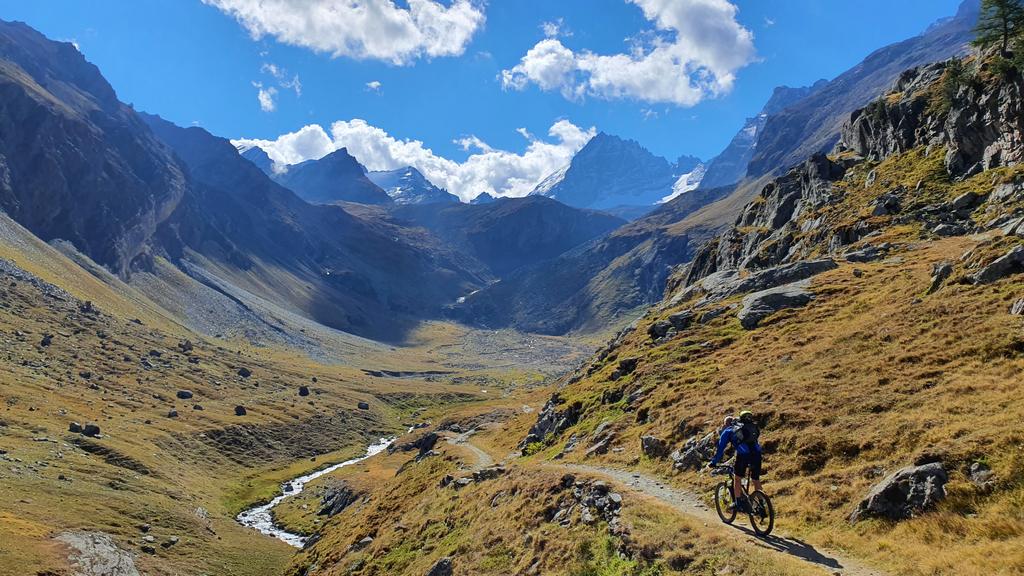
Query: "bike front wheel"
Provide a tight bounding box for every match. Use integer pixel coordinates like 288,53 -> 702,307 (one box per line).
714,482 -> 737,524
748,490 -> 774,536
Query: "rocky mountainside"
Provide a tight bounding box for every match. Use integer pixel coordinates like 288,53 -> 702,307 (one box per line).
698,81 -> 827,190
366,166 -> 459,205
0,20 -> 186,279
384,196 -> 625,278
531,133 -> 704,212
448,183 -> 735,334
745,0 -> 979,179
271,148 -> 393,205
0,20 -> 493,342
470,191 -> 496,205
497,50 -> 1024,576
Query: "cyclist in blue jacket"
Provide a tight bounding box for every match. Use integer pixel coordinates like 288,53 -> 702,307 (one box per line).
709,410 -> 763,512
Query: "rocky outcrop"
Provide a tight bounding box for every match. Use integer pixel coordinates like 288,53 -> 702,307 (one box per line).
850,462 -> 948,522
671,431 -> 717,471
972,246 -> 1024,283
737,281 -> 815,329
640,435 -> 669,459
839,57 -> 1024,178
426,557 -> 454,576
319,484 -> 359,517
680,155 -> 847,289
520,395 -> 582,448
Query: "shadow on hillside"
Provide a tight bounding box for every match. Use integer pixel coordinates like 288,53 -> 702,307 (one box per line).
730,524 -> 844,570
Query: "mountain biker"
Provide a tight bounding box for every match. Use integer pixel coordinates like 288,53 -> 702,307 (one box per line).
708,410 -> 763,512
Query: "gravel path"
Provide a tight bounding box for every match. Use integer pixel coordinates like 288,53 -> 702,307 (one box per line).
559,463 -> 888,576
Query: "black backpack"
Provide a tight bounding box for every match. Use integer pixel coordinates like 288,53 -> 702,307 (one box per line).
732,420 -> 760,449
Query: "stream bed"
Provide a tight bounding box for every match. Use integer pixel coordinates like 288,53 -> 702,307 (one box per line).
236,436 -> 395,547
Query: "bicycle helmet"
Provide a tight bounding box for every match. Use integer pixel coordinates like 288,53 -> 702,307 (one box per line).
739,410 -> 754,420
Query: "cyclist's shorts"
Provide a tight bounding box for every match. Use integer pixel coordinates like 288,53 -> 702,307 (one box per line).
736,452 -> 762,481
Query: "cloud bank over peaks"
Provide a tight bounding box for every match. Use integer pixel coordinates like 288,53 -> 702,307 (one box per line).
502,0 -> 755,106
234,119 -> 596,201
203,0 -> 485,65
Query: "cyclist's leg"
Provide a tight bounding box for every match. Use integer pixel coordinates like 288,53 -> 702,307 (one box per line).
734,454 -> 750,502
749,452 -> 763,492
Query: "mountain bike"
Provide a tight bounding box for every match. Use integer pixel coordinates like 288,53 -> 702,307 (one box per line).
710,464 -> 774,536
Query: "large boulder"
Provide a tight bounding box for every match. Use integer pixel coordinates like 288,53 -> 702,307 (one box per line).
319,485 -> 359,517
427,557 -> 453,576
519,394 -> 582,448
737,281 -> 814,329
640,435 -> 669,459
671,431 -> 717,471
972,246 -> 1024,284
849,462 -> 947,522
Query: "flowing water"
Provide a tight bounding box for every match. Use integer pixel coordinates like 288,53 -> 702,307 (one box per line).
236,436 -> 395,547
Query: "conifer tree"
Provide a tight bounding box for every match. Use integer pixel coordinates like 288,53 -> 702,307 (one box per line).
974,0 -> 1024,54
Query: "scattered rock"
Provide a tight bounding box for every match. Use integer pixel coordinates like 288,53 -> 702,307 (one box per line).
82,423 -> 101,438
319,485 -> 359,517
357,401 -> 370,410
237,367 -> 252,378
667,311 -> 694,331
737,281 -> 814,329
844,244 -> 889,262
1012,298 -> 1024,316
871,193 -> 900,216
40,334 -> 53,347
932,223 -> 966,237
175,390 -> 193,400
849,462 -> 947,522
473,466 -> 506,482
79,371 -> 92,380
927,262 -> 954,294
161,536 -> 179,549
177,340 -> 193,353
972,246 -> 1024,284
427,557 -> 453,576
298,386 -> 310,397
453,477 -> 473,489
640,435 -> 669,459
234,406 -> 247,416
519,394 -> 582,448
68,422 -> 83,434
949,191 -> 982,211
647,320 -> 674,341
140,545 -> 156,555
968,462 -> 996,491
166,409 -> 179,418
353,536 -> 373,550
671,431 -> 717,471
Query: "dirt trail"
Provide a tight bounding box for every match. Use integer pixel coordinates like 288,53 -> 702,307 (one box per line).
443,429 -> 495,471
436,433 -> 886,575
557,463 -> 888,576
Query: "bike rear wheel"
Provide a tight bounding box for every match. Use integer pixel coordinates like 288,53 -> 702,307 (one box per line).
748,491 -> 774,536
715,482 -> 737,524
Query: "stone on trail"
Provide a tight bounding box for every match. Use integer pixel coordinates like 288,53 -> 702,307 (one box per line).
849,462 -> 947,522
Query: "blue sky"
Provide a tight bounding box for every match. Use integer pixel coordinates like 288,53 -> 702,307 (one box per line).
2,0 -> 965,199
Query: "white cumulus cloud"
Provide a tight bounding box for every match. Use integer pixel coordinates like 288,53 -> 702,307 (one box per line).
253,82 -> 278,112
203,0 -> 485,65
233,119 -> 596,201
366,80 -> 383,92
502,0 -> 755,106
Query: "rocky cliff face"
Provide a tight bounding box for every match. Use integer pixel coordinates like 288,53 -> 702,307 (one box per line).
0,20 -> 187,278
839,59 -> 1024,177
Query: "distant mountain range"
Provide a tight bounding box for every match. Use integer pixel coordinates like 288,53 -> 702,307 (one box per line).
366,166 -> 460,205
530,133 -> 706,215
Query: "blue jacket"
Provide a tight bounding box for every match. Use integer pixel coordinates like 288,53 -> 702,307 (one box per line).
710,425 -> 762,465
